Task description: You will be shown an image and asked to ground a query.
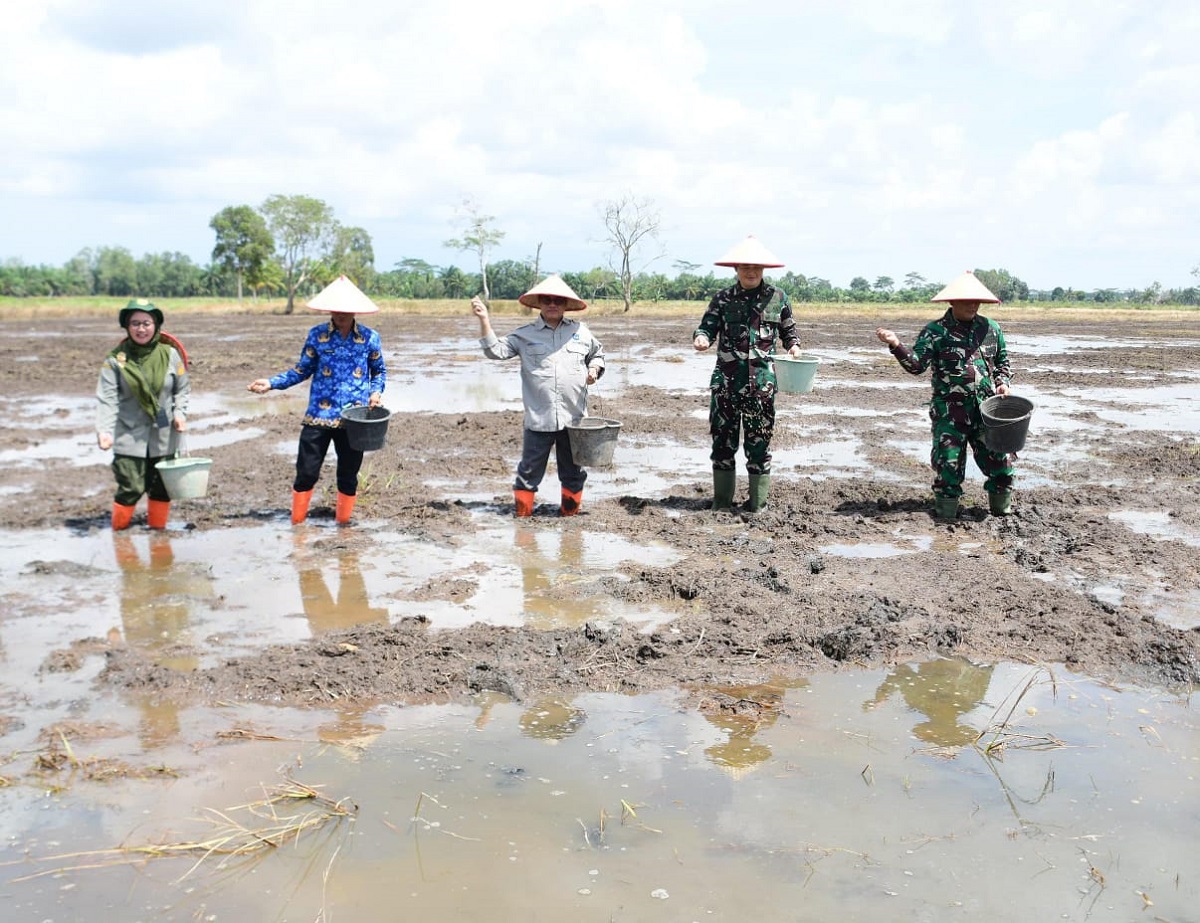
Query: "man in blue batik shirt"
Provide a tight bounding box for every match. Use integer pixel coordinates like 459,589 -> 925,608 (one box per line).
249,275 -> 387,525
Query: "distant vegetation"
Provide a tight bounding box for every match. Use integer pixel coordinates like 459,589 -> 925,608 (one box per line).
3,193 -> 1198,307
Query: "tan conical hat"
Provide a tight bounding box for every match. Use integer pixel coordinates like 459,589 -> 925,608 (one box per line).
518,274 -> 587,312
306,275 -> 380,314
931,271 -> 1000,304
714,235 -> 785,268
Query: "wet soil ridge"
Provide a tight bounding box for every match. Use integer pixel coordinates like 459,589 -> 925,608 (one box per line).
3,313 -> 1198,703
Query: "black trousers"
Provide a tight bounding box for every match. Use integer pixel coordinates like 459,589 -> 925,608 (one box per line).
293,425 -> 364,496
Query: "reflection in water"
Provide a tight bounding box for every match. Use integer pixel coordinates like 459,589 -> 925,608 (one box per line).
514,524 -> 591,628
864,657 -> 994,747
294,536 -> 390,634
518,695 -> 587,741
112,531 -> 212,746
318,707 -> 386,761
698,684 -> 792,779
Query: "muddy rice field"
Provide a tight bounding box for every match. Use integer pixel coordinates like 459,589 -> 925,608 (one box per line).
0,306 -> 1197,921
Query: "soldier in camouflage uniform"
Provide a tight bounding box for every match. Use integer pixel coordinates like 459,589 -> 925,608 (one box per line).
693,236 -> 803,513
875,270 -> 1015,519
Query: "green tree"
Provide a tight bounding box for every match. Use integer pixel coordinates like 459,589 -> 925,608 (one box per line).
973,268 -> 1029,302
601,193 -> 662,312
873,276 -> 895,299
259,194 -> 335,313
94,246 -> 138,296
444,196 -> 505,302
326,224 -> 376,289
848,276 -> 872,299
210,205 -> 274,302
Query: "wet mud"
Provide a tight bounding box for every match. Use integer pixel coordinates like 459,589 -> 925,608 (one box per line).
3,309 -> 1199,710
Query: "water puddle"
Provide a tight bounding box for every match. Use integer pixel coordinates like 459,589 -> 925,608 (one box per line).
0,663 -> 1194,920
1110,510 -> 1200,548
820,530 -> 932,558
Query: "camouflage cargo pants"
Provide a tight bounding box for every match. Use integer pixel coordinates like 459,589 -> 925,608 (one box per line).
930,397 -> 1014,499
710,388 -> 775,474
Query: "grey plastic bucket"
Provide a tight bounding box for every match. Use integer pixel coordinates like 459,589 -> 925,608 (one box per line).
775,355 -> 820,394
980,394 -> 1034,453
155,457 -> 213,500
341,406 -> 391,452
567,417 -> 622,467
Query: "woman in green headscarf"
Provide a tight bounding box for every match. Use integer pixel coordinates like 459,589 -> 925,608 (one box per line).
96,299 -> 190,530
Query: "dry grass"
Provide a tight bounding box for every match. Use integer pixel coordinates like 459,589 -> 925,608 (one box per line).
1,775 -> 356,883
3,295 -> 1196,322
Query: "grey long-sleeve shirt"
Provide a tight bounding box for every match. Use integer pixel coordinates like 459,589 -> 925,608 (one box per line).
95,346 -> 190,457
480,316 -> 605,431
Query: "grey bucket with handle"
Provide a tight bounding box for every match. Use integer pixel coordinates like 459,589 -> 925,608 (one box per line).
980,394 -> 1034,453
340,405 -> 391,452
567,417 -> 622,467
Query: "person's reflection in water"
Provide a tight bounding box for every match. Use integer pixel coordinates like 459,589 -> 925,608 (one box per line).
699,685 -> 786,780
112,531 -> 209,746
318,707 -> 386,761
515,523 -> 588,629
864,658 -> 995,747
518,695 -> 587,743
295,538 -> 390,635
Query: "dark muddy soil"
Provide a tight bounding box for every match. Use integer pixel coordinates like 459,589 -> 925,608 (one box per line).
4,309 -> 1199,708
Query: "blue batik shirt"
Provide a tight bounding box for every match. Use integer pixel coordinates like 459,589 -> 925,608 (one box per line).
269,320 -> 387,427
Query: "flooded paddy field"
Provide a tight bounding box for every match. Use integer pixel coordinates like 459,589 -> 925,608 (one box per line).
0,309 -> 1197,920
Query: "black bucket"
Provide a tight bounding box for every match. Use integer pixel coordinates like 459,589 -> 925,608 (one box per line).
980,395 -> 1034,453
340,405 -> 391,452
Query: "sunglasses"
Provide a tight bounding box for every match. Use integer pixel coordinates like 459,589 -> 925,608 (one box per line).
541,296 -> 567,306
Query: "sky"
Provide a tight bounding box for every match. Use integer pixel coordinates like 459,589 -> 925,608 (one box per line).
2,0 -> 1198,292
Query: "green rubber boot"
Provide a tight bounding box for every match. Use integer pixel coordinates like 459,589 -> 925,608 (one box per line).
747,473 -> 770,513
933,496 -> 960,520
988,491 -> 1012,516
712,469 -> 736,512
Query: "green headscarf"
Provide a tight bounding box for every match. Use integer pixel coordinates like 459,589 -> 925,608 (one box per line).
109,302 -> 172,420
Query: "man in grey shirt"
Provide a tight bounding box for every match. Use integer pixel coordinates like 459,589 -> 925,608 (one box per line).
472,275 -> 605,517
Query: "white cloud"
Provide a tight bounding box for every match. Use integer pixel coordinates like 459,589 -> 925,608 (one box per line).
0,0 -> 1197,288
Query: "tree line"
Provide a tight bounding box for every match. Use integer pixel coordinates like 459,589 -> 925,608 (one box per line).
3,193 -> 1199,307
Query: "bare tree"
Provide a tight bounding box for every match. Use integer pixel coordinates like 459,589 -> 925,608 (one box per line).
601,193 -> 663,312
443,196 -> 505,303
526,242 -> 543,291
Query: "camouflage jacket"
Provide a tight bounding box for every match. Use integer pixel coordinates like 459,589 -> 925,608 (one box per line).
890,309 -> 1011,402
694,282 -> 800,399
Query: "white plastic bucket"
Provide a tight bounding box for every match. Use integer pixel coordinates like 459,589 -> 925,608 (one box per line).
155,457 -> 213,499
775,355 -> 820,394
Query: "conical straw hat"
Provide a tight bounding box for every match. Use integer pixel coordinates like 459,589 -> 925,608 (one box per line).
306,275 -> 380,314
931,271 -> 1000,304
518,274 -> 587,312
714,235 -> 785,268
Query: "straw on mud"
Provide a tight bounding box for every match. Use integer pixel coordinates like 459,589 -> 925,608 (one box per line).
3,775 -> 355,884
975,666 -> 1065,755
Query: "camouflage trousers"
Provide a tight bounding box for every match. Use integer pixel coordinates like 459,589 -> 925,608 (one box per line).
709,388 -> 775,474
929,397 -> 1014,499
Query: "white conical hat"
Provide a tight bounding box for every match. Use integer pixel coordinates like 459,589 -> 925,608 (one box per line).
518,274 -> 587,312
306,275 -> 380,314
714,235 -> 785,268
931,271 -> 1000,304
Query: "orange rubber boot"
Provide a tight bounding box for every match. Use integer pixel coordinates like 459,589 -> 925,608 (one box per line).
291,489 -> 314,524
514,489 -> 535,518
560,488 -> 583,516
147,499 -> 170,530
111,502 -> 136,531
335,491 -> 356,524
